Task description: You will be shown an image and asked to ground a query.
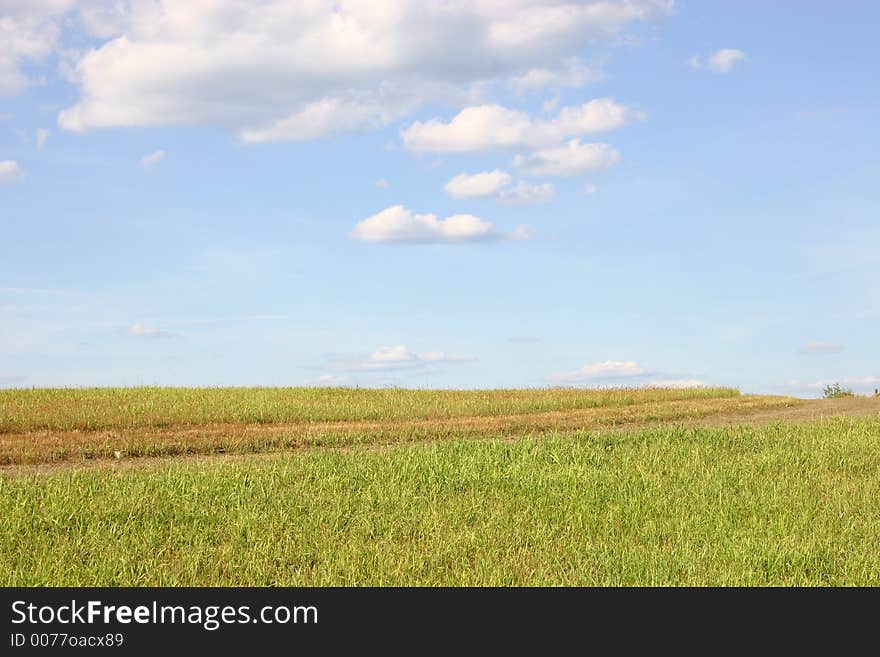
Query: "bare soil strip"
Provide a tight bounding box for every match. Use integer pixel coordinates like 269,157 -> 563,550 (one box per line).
689,394 -> 880,426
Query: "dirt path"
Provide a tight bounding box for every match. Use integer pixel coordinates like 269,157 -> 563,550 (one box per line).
689,394 -> 880,427
3,396 -> 878,477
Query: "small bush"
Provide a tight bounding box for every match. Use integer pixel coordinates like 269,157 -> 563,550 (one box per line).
823,383 -> 854,399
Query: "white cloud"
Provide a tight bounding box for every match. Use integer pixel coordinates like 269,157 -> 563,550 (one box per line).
125,323 -> 174,338
0,160 -> 25,184
402,98 -> 642,152
36,128 -> 50,149
444,170 -> 554,204
645,379 -> 706,389
54,1 -> 671,139
306,374 -> 354,387
689,49 -> 747,74
239,95 -> 411,144
509,57 -> 603,92
547,361 -> 707,388
498,180 -> 555,204
140,149 -> 166,168
0,0 -> 74,96
549,360 -> 650,383
362,345 -> 423,370
798,342 -> 843,354
514,139 -> 620,176
374,178 -> 390,189
323,345 -> 474,373
582,182 -> 598,195
350,204 -> 529,244
444,170 -> 513,199
785,376 -> 880,393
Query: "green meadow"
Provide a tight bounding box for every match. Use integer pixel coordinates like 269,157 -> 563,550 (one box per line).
3,415 -> 879,586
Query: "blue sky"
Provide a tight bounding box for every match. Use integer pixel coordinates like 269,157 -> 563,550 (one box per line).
1,1 -> 878,396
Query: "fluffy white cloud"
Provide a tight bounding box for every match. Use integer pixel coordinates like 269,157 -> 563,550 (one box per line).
444,170 -> 513,199
514,139 -> 620,176
798,342 -> 843,354
689,48 -> 747,74
498,180 -> 555,203
350,204 -> 529,244
140,149 -> 166,168
362,345 -> 423,370
53,1 -> 671,139
549,360 -> 650,382
402,98 -> 642,152
363,345 -> 472,370
125,323 -> 174,338
0,160 -> 25,184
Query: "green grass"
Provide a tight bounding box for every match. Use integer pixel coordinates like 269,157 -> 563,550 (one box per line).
0,386 -> 740,433
3,416 -> 879,586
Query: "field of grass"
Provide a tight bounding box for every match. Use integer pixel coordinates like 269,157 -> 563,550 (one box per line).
3,416 -> 880,586
1,386 -> 742,432
0,386 -> 801,465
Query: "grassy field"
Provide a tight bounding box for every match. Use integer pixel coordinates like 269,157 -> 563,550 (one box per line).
1,385 -> 742,432
0,386 -> 800,465
2,386 -> 878,586
3,416 -> 880,585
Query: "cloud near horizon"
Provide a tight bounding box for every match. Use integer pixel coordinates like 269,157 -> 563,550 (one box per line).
322,345 -> 475,374
548,359 -> 706,388
785,376 -> 880,392
549,360 -> 651,382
